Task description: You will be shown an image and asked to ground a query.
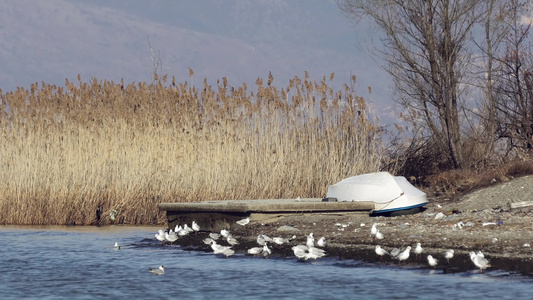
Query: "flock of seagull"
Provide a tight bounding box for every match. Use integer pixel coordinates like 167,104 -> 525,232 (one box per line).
119,218 -> 491,275
370,223 -> 491,273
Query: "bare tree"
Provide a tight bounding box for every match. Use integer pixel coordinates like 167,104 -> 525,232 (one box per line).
339,0 -> 484,169
492,0 -> 533,152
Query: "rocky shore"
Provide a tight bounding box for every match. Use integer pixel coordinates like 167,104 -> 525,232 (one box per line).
174,175 -> 533,276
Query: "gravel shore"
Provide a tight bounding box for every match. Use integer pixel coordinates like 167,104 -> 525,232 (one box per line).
175,175 -> 533,275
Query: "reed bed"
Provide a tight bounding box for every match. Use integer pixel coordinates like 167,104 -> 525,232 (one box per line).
0,73 -> 383,225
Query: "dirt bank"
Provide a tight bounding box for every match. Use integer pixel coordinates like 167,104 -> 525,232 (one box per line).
174,176 -> 533,275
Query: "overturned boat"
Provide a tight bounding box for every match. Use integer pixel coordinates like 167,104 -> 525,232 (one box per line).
324,172 -> 428,215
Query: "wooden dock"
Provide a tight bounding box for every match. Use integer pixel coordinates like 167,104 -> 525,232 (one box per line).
159,198 -> 374,232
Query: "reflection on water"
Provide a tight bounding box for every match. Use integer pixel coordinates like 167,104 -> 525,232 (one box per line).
0,226 -> 531,299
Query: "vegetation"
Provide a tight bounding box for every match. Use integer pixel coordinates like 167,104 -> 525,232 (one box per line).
0,73 -> 383,225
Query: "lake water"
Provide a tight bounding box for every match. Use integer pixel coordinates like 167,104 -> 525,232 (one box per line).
1,226 -> 531,299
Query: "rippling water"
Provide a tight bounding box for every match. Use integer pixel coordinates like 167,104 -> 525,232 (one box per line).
1,226 -> 531,299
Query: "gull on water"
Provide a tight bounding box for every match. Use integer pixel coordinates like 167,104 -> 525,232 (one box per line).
113,242 -> 120,250
222,248 -> 235,258
427,255 -> 438,268
148,265 -> 166,275
317,237 -> 327,247
236,217 -> 250,226
375,245 -> 389,260
396,246 -> 411,264
444,249 -> 454,263
414,243 -> 423,259
306,233 -> 315,248
470,251 -> 491,273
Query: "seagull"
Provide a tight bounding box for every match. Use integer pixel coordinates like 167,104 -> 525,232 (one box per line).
210,241 -> 231,254
203,237 -> 215,245
257,234 -> 272,246
306,233 -> 315,247
209,232 -> 220,240
165,230 -> 178,244
414,243 -> 423,259
191,221 -> 200,233
292,245 -> 308,259
176,226 -> 189,236
272,237 -> 289,245
247,246 -> 263,255
227,235 -> 239,246
444,249 -> 454,263
390,247 -> 401,258
236,217 -> 250,226
375,245 -> 389,260
396,246 -> 411,264
262,244 -> 272,258
375,230 -> 384,240
183,224 -> 194,233
305,246 -> 326,260
222,248 -> 235,258
148,265 -> 165,275
113,242 -> 120,250
155,229 -> 166,244
371,223 -> 378,237
427,255 -> 438,268
470,251 -> 491,273
317,237 -> 327,247
220,229 -> 231,238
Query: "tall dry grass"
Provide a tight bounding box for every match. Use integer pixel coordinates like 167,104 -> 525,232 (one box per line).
0,73 -> 383,225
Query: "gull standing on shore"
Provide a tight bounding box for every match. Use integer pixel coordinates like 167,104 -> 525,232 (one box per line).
470,251 -> 491,273
375,230 -> 384,240
427,255 -> 438,268
444,249 -> 454,263
397,246 -> 411,264
148,265 -> 166,275
317,237 -> 327,247
248,246 -> 263,255
375,245 -> 389,260
414,243 -> 423,260
192,221 -> 200,233
236,217 -> 250,226
306,233 -> 315,247
155,229 -> 166,244
371,223 -> 378,237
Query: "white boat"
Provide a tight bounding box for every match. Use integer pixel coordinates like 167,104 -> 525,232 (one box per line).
325,172 -> 427,215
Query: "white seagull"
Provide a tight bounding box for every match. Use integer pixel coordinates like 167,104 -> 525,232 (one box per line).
236,217 -> 250,226
191,221 -> 200,232
222,248 -> 235,258
317,237 -> 327,247
165,230 -> 178,244
220,229 -> 231,238
375,245 -> 389,260
427,255 -> 438,268
292,245 -> 308,259
444,249 -> 454,263
210,241 -> 231,255
306,233 -> 315,247
148,265 -> 166,275
155,229 -> 166,244
375,230 -> 384,240
262,244 -> 272,258
257,234 -> 272,246
414,243 -> 423,259
272,237 -> 289,245
209,232 -> 220,240
371,223 -> 378,237
396,246 -> 411,264
470,251 -> 491,273
113,242 -> 120,250
248,246 -> 263,255
305,246 -> 326,260
227,235 -> 239,246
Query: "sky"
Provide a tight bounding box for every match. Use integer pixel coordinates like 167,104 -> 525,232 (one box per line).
0,0 -> 396,123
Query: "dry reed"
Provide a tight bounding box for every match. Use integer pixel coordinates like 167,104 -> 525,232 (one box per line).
0,73 -> 383,225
